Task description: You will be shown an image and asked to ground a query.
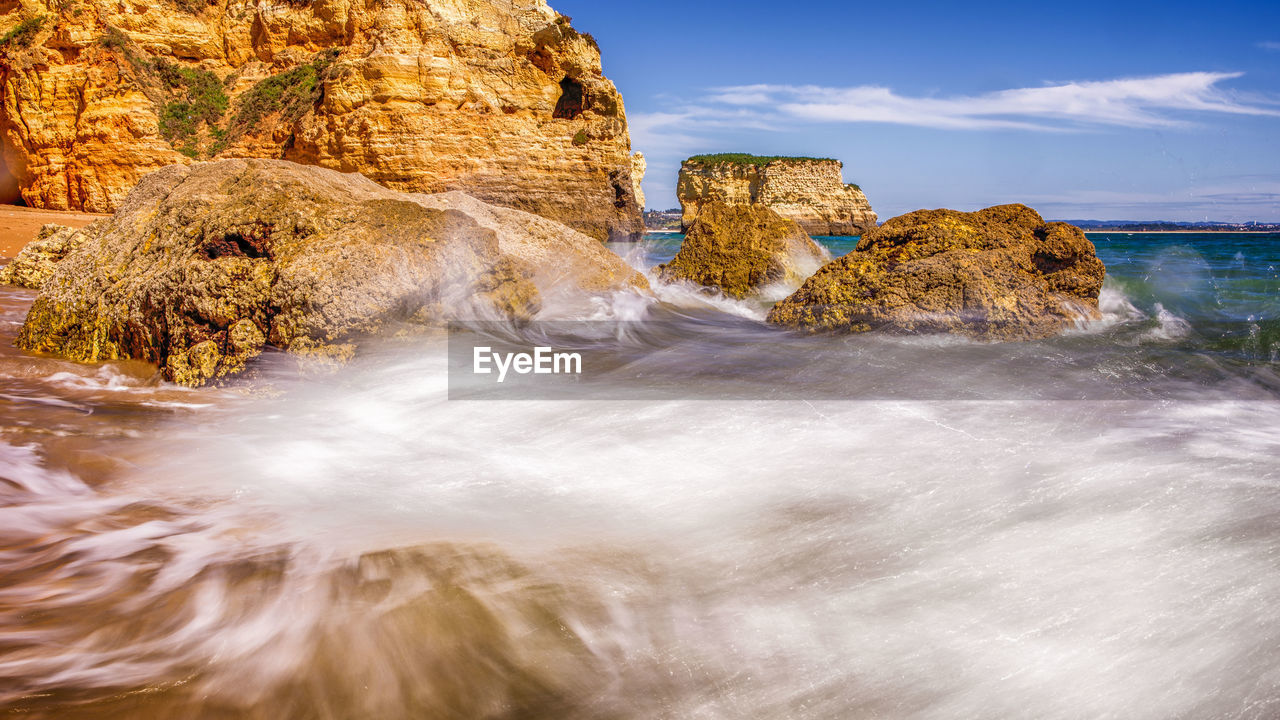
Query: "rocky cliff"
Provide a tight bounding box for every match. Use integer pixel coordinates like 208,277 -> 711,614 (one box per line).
677,154 -> 876,236
0,0 -> 643,240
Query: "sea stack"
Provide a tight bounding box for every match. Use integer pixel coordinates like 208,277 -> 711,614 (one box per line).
677,154 -> 877,235
768,204 -> 1106,341
0,1 -> 643,241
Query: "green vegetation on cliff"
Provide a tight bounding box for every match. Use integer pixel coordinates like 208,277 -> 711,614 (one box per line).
104,40 -> 334,158
685,153 -> 837,167
0,15 -> 46,48
154,60 -> 229,156
213,49 -> 339,153
97,26 -> 128,50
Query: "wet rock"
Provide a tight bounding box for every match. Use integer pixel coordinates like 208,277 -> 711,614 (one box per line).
767,204 -> 1106,341
656,202 -> 827,299
17,159 -> 647,386
0,224 -> 96,289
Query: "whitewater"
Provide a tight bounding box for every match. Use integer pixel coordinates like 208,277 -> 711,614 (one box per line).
1,232 -> 1278,719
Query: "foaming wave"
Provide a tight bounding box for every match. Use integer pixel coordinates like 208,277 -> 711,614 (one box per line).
644,276 -> 768,320
5,233 -> 1280,719
90,348 -> 1280,719
581,289 -> 658,322
44,366 -> 153,393
1061,283 -> 1147,336
1065,282 -> 1195,345
1098,283 -> 1145,322
0,438 -> 667,720
1146,302 -> 1194,341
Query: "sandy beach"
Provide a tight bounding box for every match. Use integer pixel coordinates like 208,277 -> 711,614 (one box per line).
0,205 -> 105,258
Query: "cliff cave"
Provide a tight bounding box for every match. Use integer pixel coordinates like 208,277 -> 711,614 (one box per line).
553,77 -> 585,119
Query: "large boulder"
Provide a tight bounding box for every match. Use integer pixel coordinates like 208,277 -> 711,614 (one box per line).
16,159 -> 648,385
767,204 -> 1105,340
0,224 -> 96,289
656,202 -> 828,299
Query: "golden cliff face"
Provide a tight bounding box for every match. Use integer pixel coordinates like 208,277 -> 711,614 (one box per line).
0,0 -> 643,240
677,156 -> 877,236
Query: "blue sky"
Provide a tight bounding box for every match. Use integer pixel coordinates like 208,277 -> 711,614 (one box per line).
553,0 -> 1280,221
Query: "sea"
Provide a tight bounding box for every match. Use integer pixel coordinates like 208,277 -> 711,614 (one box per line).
1,231 -> 1279,718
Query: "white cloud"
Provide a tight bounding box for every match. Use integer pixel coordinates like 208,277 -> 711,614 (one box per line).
1259,41 -> 1280,52
628,72 -> 1280,213
629,107 -> 785,208
706,73 -> 1278,131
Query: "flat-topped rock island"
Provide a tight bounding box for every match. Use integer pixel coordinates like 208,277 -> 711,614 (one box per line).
676,153 -> 877,236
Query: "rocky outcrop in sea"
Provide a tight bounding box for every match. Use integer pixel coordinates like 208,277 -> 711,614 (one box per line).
656,202 -> 827,299
768,204 -> 1105,340
677,154 -> 877,236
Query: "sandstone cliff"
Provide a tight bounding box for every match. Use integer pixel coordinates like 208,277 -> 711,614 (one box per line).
677,154 -> 876,236
630,152 -> 646,211
0,0 -> 643,240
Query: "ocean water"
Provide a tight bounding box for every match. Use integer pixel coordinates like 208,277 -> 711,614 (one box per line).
1,232 -> 1279,718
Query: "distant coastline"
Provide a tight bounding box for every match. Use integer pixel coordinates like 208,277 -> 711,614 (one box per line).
1082,230 -> 1280,234
646,210 -> 1280,234
1063,221 -> 1280,233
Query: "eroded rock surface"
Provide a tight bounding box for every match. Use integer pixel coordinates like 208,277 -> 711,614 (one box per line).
17,159 -> 647,385
0,223 -> 94,288
767,204 -> 1105,340
657,202 -> 827,299
0,0 -> 642,240
678,155 -> 876,236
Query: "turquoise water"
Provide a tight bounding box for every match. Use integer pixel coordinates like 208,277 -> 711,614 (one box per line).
1090,233 -> 1280,362
625,232 -> 864,265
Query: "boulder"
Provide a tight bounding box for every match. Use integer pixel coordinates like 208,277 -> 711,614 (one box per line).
0,224 -> 96,289
767,204 -> 1105,340
17,159 -> 648,386
656,202 -> 828,299
412,191 -> 648,302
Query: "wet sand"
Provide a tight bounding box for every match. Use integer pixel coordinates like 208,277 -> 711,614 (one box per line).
0,205 -> 106,258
